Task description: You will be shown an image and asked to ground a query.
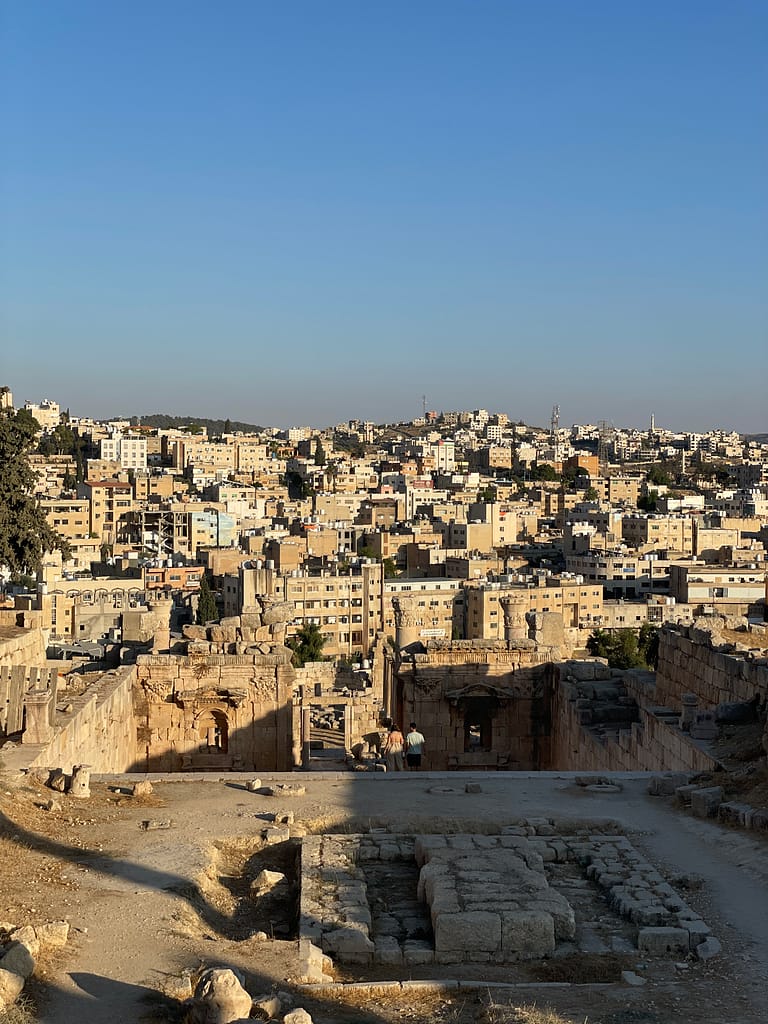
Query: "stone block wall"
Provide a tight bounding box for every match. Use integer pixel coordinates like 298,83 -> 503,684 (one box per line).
549,671 -> 717,774
134,651 -> 296,772
655,619 -> 768,711
0,615 -> 46,670
394,642 -> 555,771
26,664 -> 139,775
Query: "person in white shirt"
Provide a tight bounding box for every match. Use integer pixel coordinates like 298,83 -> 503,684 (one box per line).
405,722 -> 426,770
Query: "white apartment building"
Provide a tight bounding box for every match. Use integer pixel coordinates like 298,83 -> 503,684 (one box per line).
100,432 -> 148,471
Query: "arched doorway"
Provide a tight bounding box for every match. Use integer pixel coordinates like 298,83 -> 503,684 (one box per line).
196,708 -> 229,753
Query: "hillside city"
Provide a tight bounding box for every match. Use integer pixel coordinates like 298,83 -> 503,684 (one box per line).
2,385 -> 766,663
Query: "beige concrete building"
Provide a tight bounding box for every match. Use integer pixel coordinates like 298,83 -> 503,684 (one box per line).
464,577 -> 604,640
621,514 -> 694,555
232,561 -> 385,660
383,578 -> 464,641
77,480 -> 134,548
668,562 -> 767,612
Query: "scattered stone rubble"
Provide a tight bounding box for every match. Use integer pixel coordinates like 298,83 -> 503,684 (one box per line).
649,771 -> 768,833
298,827 -> 716,975
0,920 -> 70,1012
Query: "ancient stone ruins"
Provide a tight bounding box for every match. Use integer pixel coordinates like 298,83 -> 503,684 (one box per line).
0,602 -> 767,1018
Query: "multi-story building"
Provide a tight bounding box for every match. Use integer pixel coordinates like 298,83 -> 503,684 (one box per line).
23,398 -> 60,431
100,432 -> 148,471
668,562 -> 766,611
464,575 -> 604,639
77,480 -> 134,548
621,514 -> 695,555
565,549 -> 672,600
265,560 -> 384,659
383,577 -> 464,640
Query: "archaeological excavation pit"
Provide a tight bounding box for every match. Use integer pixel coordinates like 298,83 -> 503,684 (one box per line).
197,836 -> 302,942
299,827 -> 716,981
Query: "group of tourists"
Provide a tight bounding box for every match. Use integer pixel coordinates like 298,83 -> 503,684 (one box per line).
382,722 -> 425,771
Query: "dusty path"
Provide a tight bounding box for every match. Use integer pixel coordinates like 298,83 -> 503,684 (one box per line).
8,771 -> 767,1024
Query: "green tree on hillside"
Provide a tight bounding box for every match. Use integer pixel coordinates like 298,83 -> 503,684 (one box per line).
0,409 -> 71,580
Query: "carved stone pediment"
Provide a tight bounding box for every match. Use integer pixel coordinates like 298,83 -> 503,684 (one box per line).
443,682 -> 522,706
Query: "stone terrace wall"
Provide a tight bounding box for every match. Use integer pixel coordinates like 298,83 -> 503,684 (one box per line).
655,619 -> 768,711
26,664 -> 139,775
0,612 -> 46,669
550,666 -> 718,774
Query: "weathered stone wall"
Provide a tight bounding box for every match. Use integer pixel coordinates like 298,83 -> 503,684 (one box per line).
393,641 -> 556,770
549,664 -> 718,774
26,664 -> 139,775
134,651 -> 296,772
0,613 -> 46,669
655,619 -> 768,711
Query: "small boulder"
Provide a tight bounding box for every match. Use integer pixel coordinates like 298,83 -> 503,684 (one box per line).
0,967 -> 25,1010
188,967 -> 252,1024
34,921 -> 70,948
0,942 -> 35,979
250,870 -> 288,897
131,781 -> 154,797
283,1010 -> 313,1024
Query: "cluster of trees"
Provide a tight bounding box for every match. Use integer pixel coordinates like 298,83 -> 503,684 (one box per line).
586,623 -> 660,670
0,409 -> 71,581
128,414 -> 263,434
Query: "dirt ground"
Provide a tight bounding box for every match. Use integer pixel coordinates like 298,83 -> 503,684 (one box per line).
1,768 -> 767,1024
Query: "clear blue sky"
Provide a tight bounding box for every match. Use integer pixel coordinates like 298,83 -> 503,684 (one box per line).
2,1 -> 766,432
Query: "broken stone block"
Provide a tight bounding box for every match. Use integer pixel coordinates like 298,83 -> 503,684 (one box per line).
69,763 -> 92,799
262,783 -> 305,797
189,967 -> 252,1024
717,802 -> 752,827
621,970 -> 647,986
140,819 -> 173,831
637,927 -> 690,956
283,1011 -> 313,1024
272,809 -> 294,825
690,787 -> 723,819
322,926 -> 374,961
648,773 -> 690,796
48,769 -> 67,792
32,921 -> 70,948
130,781 -> 153,797
252,993 -> 282,1019
250,870 -> 287,897
696,936 -> 722,960
246,779 -> 262,792
674,784 -> 699,806
465,783 -> 482,794
685,920 -> 712,947
690,711 -> 718,740
261,826 -> 291,845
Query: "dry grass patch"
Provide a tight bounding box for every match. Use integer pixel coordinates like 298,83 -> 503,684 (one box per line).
0,995 -> 37,1024
483,1001 -> 586,1024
